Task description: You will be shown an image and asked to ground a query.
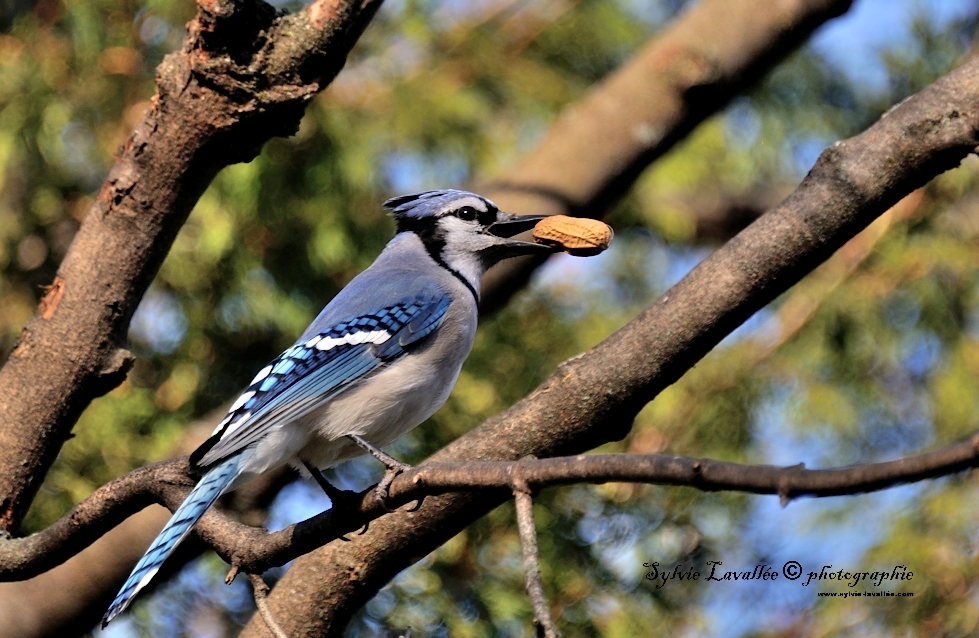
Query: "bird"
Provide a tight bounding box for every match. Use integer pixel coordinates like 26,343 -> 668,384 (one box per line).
102,189 -> 554,626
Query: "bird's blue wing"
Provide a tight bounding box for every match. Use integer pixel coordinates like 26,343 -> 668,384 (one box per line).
191,292 -> 452,469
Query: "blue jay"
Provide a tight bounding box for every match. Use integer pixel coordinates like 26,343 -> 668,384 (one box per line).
102,189 -> 553,626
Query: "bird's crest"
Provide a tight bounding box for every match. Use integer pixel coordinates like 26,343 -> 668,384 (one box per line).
383,189 -> 495,221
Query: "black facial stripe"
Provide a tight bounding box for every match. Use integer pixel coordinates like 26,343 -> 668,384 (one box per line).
396,217 -> 479,304
477,208 -> 496,226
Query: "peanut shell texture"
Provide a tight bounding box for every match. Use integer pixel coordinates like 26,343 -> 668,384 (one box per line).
532,215 -> 613,256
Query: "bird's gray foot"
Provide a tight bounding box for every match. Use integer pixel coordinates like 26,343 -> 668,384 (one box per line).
346,435 -> 412,511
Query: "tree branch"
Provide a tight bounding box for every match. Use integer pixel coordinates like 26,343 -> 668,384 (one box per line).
511,472 -> 560,638
236,47 -> 979,638
0,505 -> 174,638
0,406 -> 294,638
477,0 -> 854,313
0,0 -> 383,533
248,573 -> 288,638
3,425 -> 979,584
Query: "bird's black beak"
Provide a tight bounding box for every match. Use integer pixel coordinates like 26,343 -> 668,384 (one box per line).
487,214 -> 549,238
487,213 -> 556,257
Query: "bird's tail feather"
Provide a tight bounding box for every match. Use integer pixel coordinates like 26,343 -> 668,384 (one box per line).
102,454 -> 244,627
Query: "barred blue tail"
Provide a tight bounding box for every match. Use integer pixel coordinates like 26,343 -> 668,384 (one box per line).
101,454 -> 245,627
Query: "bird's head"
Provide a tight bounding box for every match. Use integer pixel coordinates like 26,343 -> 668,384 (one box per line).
385,190 -> 555,292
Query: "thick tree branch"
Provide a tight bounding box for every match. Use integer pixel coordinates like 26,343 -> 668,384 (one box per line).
0,0 -> 383,532
0,506 -> 174,638
631,189 -> 928,454
235,49 -> 979,638
477,0 -> 853,312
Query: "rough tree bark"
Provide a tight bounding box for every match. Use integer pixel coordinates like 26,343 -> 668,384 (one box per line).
0,0 -> 854,634
235,51 -> 979,638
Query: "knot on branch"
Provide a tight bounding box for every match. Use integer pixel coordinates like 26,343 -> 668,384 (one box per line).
507,456 -> 538,497
38,277 -> 66,320
189,0 -> 278,67
672,49 -> 724,103
156,0 -> 367,164
777,463 -> 802,507
88,346 -> 135,399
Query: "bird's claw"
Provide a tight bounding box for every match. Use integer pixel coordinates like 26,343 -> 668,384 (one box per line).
303,461 -> 364,540
345,434 -> 414,511
375,461 -> 411,511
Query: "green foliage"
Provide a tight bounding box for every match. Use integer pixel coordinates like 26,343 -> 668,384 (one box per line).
4,0 -> 979,637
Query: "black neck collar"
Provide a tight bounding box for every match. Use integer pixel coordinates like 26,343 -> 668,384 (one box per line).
396,222 -> 479,305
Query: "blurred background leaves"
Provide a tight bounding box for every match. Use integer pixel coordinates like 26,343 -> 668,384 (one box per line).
3,0 -> 979,636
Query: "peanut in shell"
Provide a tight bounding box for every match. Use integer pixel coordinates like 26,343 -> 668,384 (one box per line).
532,215 -> 613,256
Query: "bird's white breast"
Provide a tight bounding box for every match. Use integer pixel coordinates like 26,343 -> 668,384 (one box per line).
306,310 -> 474,466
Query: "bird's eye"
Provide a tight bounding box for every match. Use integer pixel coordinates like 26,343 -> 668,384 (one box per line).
455,206 -> 477,221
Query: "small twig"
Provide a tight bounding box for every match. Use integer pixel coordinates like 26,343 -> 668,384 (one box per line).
510,470 -> 561,638
248,573 -> 288,638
